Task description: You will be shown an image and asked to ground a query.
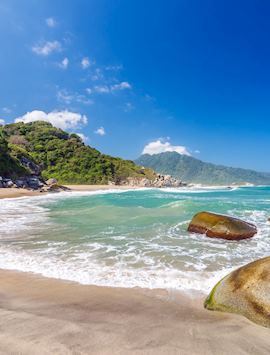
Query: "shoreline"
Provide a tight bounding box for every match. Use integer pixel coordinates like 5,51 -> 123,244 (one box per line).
0,184 -> 143,199
1,185 -> 270,353
0,268 -> 269,354
0,183 -> 265,200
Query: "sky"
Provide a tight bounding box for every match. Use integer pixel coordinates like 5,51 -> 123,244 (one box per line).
0,0 -> 270,171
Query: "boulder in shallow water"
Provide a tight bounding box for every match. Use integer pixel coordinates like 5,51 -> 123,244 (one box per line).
187,211 -> 257,240
204,257 -> 270,328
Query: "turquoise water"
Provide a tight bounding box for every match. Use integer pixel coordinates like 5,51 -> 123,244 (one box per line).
0,186 -> 269,293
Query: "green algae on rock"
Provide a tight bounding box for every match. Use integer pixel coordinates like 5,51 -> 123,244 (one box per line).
188,211 -> 257,240
205,257 -> 270,328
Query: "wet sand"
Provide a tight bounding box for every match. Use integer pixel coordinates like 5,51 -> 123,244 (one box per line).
0,269 -> 269,355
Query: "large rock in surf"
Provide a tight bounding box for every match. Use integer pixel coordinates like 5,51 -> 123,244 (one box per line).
187,211 -> 257,240
204,257 -> 270,328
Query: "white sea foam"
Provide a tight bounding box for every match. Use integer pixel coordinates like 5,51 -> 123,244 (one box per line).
0,242 -> 233,293
0,187 -> 269,294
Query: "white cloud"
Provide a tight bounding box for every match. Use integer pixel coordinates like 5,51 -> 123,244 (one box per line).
86,81 -> 132,95
142,140 -> 191,156
111,81 -> 132,91
2,107 -> 11,114
94,85 -> 110,93
57,89 -> 93,105
91,68 -> 103,81
15,110 -> 87,130
46,17 -> 57,28
81,57 -> 91,69
59,57 -> 69,69
57,90 -> 73,104
123,102 -> 134,112
0,119 -> 5,125
76,133 -> 88,142
94,126 -> 105,136
194,150 -> 200,154
105,64 -> 123,71
32,41 -> 61,56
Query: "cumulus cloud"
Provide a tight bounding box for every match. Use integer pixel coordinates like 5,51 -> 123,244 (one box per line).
142,140 -> 191,156
32,41 -> 61,56
111,81 -> 132,91
46,17 -> 57,28
76,133 -> 88,142
15,110 -> 87,130
94,126 -> 105,136
0,119 -> 5,125
59,57 -> 69,69
81,57 -> 91,69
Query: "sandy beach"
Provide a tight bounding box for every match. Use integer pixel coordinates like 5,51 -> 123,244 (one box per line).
0,269 -> 269,355
0,185 -> 140,199
1,186 -> 270,354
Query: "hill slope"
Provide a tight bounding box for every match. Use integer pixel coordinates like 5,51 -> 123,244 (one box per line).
0,121 -> 155,184
135,152 -> 270,185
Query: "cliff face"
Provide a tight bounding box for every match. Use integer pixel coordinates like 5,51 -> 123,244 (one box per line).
0,121 -> 155,185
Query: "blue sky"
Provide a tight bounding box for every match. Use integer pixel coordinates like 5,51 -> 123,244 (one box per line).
1,0 -> 270,171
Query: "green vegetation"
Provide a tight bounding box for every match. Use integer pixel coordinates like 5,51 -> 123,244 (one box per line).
135,152 -> 270,185
0,121 -> 155,184
0,126 -> 28,177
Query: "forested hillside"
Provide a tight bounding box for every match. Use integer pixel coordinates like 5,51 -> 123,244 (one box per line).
135,152 -> 270,185
0,121 -> 155,184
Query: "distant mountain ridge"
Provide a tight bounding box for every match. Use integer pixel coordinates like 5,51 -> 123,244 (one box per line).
135,152 -> 270,185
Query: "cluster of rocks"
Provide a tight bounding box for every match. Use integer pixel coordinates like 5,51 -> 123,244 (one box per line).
0,176 -> 69,192
122,174 -> 187,188
0,176 -> 43,189
187,211 -> 270,328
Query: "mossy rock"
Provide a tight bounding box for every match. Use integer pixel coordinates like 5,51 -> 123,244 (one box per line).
188,211 -> 257,240
205,257 -> 270,328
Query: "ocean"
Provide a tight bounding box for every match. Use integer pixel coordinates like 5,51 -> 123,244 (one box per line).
1,186 -> 269,294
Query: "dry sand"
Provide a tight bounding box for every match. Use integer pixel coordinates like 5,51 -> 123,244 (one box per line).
0,185 -> 140,199
0,269 -> 269,355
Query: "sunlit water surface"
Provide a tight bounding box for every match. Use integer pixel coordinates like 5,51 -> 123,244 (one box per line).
1,186 -> 269,293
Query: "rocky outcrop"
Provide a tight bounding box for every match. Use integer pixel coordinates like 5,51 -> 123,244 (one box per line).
188,211 -> 257,240
0,177 -> 14,188
0,176 -> 43,189
205,257 -> 270,328
123,174 -> 187,188
20,157 -> 41,175
46,178 -> 58,186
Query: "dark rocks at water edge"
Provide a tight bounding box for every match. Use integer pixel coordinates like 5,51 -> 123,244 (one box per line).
0,176 -> 69,192
187,211 -> 257,240
0,176 -> 43,189
205,256 -> 270,328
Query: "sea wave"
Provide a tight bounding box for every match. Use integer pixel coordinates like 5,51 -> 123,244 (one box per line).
0,187 -> 269,294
